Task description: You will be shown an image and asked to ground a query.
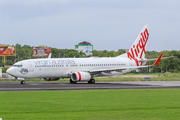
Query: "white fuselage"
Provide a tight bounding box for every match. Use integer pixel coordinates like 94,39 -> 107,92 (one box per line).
7,57 -> 143,79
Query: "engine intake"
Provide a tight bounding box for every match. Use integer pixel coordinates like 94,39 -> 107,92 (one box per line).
71,72 -> 91,81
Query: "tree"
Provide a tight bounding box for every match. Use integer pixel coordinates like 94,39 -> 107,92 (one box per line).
1,43 -> 179,73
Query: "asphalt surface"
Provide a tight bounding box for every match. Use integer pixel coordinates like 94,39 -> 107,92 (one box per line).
0,81 -> 180,91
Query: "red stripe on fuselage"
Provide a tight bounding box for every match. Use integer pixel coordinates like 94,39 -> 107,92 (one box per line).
77,72 -> 81,81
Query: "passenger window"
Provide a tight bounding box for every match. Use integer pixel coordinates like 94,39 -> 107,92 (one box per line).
13,65 -> 23,67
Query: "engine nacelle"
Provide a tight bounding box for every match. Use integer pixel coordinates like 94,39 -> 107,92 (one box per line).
71,72 -> 91,82
43,78 -> 60,81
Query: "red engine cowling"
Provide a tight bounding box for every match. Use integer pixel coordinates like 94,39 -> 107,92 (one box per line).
71,72 -> 91,82
43,78 -> 60,81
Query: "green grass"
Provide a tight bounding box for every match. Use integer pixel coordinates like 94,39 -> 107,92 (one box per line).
1,89 -> 180,120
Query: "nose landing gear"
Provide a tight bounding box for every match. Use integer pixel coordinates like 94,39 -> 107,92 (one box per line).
17,78 -> 25,84
21,80 -> 25,84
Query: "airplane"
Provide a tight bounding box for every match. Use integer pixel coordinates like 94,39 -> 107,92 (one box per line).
7,24 -> 164,84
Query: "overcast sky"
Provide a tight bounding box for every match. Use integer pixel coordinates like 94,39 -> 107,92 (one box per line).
0,0 -> 179,51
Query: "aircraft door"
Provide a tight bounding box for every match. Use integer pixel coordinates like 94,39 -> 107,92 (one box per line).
128,60 -> 133,71
28,61 -> 34,72
129,59 -> 134,66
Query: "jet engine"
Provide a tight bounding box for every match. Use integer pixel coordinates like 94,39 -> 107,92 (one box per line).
42,78 -> 60,81
71,72 -> 91,81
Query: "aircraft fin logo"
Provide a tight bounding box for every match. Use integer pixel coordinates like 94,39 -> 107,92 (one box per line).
127,24 -> 149,66
117,24 -> 150,66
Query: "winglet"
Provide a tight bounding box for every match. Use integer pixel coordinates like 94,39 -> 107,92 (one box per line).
153,53 -> 163,66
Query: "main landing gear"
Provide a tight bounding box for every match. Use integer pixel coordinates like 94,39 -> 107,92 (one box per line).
88,79 -> 95,84
69,79 -> 95,84
21,80 -> 25,84
70,79 -> 77,84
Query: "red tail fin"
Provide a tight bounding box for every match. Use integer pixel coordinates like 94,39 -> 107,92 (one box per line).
117,24 -> 150,66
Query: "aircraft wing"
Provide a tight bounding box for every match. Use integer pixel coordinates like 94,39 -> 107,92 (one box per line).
138,56 -> 173,62
89,53 -> 163,73
89,65 -> 149,73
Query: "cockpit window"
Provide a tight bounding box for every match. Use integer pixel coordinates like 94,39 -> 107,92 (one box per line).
13,65 -> 23,67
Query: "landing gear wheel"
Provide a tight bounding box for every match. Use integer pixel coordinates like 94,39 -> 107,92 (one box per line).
70,79 -> 77,84
21,81 -> 25,84
88,79 -> 95,84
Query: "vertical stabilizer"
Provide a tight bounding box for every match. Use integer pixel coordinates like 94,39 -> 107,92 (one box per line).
117,24 -> 150,66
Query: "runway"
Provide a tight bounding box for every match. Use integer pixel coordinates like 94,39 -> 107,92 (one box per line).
0,81 -> 180,91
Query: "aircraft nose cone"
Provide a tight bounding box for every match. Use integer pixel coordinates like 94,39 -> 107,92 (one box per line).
6,68 -> 10,74
6,68 -> 14,76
